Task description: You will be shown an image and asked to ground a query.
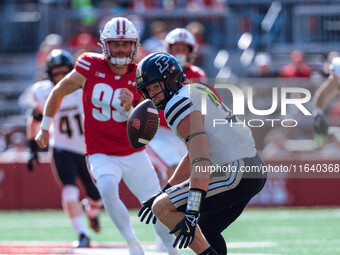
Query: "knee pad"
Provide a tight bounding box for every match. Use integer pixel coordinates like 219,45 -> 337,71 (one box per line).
62,185 -> 79,203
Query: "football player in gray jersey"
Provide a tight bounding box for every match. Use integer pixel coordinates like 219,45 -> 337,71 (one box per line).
26,49 -> 102,248
136,52 -> 267,255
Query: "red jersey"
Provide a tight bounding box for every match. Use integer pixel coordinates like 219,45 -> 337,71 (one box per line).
158,64 -> 207,128
184,64 -> 207,83
75,52 -> 142,156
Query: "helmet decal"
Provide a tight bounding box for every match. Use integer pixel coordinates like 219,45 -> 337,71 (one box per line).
155,55 -> 170,73
135,52 -> 186,110
116,18 -> 127,35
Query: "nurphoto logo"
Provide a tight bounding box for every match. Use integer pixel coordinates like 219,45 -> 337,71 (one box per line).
199,82 -> 312,128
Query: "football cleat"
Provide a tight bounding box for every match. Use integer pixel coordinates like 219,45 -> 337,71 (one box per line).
89,215 -> 100,233
72,233 -> 90,248
128,243 -> 144,255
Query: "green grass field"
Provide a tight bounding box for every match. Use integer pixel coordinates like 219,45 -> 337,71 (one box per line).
1,207 -> 340,254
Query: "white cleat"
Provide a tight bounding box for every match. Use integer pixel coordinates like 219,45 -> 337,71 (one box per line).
128,244 -> 145,255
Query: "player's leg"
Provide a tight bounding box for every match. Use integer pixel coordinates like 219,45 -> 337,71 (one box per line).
153,155 -> 266,254
52,149 -> 90,247
152,188 -> 217,255
198,199 -> 250,255
123,150 -> 179,255
87,153 -> 144,254
76,154 -> 102,232
158,183 -> 228,254
195,154 -> 267,254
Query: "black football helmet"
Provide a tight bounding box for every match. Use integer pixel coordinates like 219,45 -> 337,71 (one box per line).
136,52 -> 186,110
46,49 -> 74,80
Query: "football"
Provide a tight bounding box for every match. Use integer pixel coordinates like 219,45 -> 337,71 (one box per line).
127,99 -> 160,149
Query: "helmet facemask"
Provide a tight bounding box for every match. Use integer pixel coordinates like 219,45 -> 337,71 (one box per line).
100,39 -> 138,67
139,80 -> 169,110
169,44 -> 196,68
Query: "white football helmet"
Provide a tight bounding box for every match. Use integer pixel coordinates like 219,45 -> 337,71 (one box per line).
164,28 -> 197,66
99,17 -> 139,66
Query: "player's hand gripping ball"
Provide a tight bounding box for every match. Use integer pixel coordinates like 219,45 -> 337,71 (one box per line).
127,99 -> 159,149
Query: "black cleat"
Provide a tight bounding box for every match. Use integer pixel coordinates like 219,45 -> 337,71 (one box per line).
72,233 -> 90,248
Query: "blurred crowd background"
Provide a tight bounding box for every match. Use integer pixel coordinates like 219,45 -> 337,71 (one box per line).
1,0 -> 340,160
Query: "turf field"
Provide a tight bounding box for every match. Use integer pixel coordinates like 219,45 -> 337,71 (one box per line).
0,207 -> 339,254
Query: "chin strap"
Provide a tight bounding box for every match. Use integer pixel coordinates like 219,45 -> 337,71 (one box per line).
155,98 -> 167,110
110,57 -> 131,66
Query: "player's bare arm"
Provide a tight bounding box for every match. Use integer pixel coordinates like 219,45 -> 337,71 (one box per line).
167,152 -> 191,186
27,110 -> 41,140
35,70 -> 86,148
27,97 -> 45,140
177,110 -> 211,192
44,70 -> 86,117
26,110 -> 42,171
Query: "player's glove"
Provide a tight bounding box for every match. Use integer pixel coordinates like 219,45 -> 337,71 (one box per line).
138,183 -> 171,224
313,109 -> 328,135
169,211 -> 199,249
169,188 -> 206,249
27,139 -> 40,172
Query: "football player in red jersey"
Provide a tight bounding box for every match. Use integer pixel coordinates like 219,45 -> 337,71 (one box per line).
35,17 -> 179,255
147,28 -> 207,186
165,28 -> 206,83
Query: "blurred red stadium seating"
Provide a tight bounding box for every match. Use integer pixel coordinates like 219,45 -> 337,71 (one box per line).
0,159 -> 340,209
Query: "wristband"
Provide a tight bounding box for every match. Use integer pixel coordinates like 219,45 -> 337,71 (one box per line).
28,139 -> 39,152
125,106 -> 134,117
192,157 -> 212,165
185,132 -> 206,143
186,188 -> 207,213
40,116 -> 53,131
